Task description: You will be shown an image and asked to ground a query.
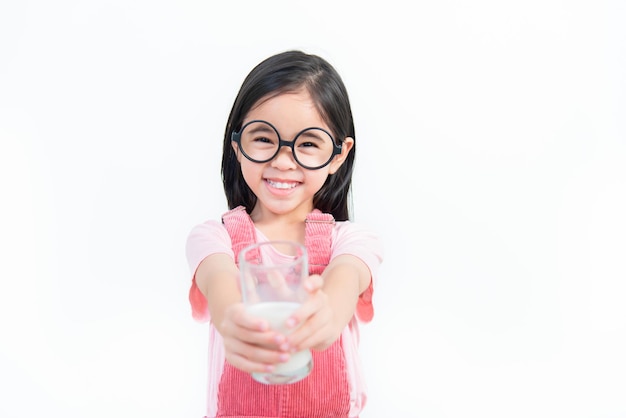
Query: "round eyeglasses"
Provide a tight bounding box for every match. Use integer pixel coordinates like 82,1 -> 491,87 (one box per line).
231,120 -> 343,170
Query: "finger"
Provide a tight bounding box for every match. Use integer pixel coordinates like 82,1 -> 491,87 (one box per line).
226,352 -> 283,374
303,274 -> 323,293
225,339 -> 292,373
286,286 -> 326,329
267,269 -> 296,299
223,319 -> 290,350
227,304 -> 272,333
285,313 -> 326,350
285,298 -> 333,349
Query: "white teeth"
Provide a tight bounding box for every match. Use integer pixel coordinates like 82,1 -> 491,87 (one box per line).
267,180 -> 297,189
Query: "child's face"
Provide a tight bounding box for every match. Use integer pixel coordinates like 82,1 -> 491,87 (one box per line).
233,89 -> 353,222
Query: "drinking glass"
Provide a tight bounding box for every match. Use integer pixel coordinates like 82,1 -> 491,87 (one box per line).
238,240 -> 313,384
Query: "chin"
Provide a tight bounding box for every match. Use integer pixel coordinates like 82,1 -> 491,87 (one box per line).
257,201 -> 312,218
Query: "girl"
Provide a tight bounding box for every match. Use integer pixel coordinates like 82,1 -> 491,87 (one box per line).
186,50 -> 383,418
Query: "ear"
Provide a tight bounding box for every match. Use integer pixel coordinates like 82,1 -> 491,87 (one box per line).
329,137 -> 354,174
231,141 -> 242,162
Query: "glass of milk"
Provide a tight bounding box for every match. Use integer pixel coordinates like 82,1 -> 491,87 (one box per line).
238,240 -> 313,384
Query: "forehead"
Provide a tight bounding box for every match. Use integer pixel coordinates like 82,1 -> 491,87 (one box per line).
244,90 -> 329,134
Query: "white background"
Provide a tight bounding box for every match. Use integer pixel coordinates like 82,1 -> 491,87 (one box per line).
1,1 -> 625,417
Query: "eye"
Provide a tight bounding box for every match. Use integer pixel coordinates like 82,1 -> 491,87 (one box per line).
296,130 -> 328,149
298,140 -> 319,148
240,121 -> 279,147
253,135 -> 275,144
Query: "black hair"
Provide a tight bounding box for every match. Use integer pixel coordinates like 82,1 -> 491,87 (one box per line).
221,50 -> 356,221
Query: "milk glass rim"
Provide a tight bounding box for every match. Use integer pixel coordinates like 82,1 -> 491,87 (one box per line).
238,240 -> 308,268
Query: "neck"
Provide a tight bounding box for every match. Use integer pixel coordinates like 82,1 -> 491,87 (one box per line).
250,205 -> 312,243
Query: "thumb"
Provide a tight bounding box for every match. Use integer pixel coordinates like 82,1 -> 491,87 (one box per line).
303,274 -> 323,293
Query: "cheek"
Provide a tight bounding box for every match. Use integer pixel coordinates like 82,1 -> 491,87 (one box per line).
239,160 -> 265,187
308,171 -> 331,191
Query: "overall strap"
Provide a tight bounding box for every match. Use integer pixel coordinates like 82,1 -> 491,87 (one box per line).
305,209 -> 335,275
221,206 -> 259,266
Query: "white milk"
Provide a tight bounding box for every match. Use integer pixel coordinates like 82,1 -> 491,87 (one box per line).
247,301 -> 299,333
247,301 -> 313,383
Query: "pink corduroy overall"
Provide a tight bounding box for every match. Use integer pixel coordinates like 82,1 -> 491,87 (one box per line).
189,205 -> 360,417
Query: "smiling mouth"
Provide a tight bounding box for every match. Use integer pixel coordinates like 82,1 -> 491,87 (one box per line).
266,179 -> 299,189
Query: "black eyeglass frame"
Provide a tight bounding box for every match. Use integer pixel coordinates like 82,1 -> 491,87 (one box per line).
231,119 -> 343,170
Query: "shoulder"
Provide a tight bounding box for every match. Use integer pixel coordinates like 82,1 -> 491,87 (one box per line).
333,221 -> 381,246
185,219 -> 234,268
187,219 -> 231,243
332,221 -> 384,264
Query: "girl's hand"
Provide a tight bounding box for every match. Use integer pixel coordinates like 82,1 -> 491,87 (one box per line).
219,302 -> 291,373
284,274 -> 339,352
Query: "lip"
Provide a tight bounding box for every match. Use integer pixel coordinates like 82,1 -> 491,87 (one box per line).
264,178 -> 301,195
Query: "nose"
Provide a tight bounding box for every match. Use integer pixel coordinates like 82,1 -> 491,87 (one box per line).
271,145 -> 297,169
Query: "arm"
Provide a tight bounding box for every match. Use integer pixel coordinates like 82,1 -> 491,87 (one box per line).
286,254 -> 371,351
194,253 -> 290,373
194,253 -> 241,328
